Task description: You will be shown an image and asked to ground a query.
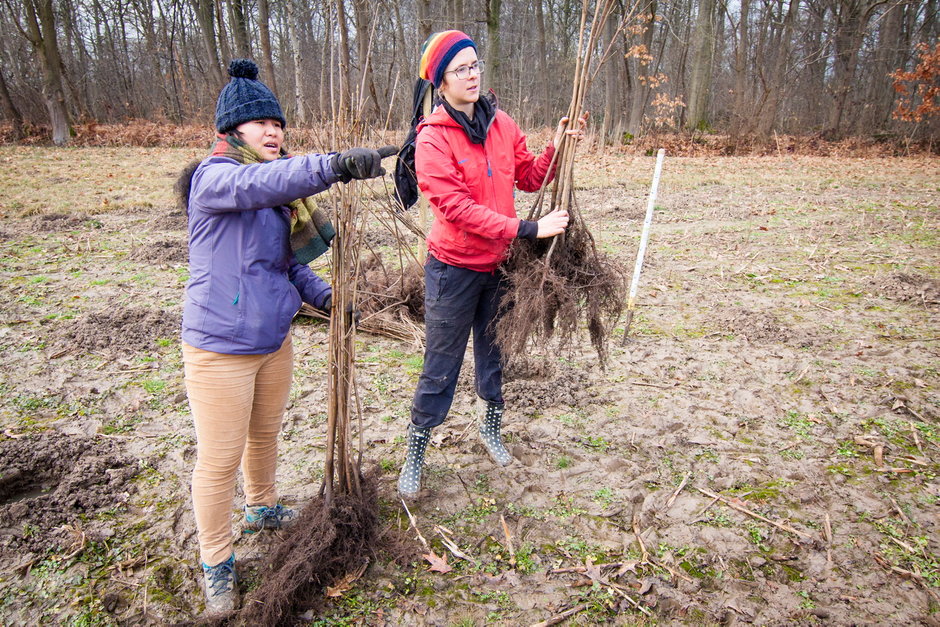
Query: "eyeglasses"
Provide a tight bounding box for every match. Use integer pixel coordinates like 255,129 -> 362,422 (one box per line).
445,61 -> 485,80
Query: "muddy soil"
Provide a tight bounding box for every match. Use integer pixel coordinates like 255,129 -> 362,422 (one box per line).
0,154 -> 937,625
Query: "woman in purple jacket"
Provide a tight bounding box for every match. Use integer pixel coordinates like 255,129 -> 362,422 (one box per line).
178,59 -> 392,613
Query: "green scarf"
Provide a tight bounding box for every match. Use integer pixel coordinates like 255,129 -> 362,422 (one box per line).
211,135 -> 335,264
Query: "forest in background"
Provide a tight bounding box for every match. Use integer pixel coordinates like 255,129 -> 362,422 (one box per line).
2,0 -> 937,146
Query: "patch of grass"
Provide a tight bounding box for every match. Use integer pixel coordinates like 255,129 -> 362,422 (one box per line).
780,410 -> 814,439
556,455 -> 573,469
873,518 -> 940,587
547,495 -> 587,518
592,487 -> 615,508
744,522 -> 770,552
837,440 -> 861,458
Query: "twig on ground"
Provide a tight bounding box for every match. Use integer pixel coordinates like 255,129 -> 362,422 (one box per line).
632,514 -> 650,563
695,486 -> 812,539
664,473 -> 690,511
910,421 -> 923,455
499,514 -> 517,567
530,603 -> 589,627
872,552 -> 940,605
549,561 -> 634,574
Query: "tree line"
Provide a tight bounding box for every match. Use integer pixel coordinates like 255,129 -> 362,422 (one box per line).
2,0 -> 936,146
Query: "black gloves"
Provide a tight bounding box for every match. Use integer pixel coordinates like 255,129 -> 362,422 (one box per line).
331,145 -> 399,183
322,295 -> 361,328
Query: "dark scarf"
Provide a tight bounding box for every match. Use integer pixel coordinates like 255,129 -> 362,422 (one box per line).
442,94 -> 495,145
210,135 -> 335,264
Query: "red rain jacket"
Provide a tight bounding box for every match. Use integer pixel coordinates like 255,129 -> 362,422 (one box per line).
415,105 -> 557,272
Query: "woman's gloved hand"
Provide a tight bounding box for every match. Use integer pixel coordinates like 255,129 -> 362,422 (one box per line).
322,295 -> 361,328
331,146 -> 399,183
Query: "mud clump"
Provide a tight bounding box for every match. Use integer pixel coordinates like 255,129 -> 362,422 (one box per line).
717,307 -> 795,343
31,213 -> 92,231
0,432 -> 136,555
504,362 -> 596,414
150,209 -> 187,232
53,306 -> 181,354
136,239 -> 187,265
876,272 -> 940,306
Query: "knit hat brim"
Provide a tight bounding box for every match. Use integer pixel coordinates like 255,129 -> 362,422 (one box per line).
419,31 -> 477,88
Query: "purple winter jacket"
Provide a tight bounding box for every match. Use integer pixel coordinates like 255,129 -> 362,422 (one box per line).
183,154 -> 338,354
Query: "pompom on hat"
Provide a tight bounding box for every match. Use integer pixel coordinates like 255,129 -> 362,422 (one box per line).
215,59 -> 286,133
419,31 -> 477,88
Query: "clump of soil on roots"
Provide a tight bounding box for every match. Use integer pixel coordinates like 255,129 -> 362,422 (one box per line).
0,432 -> 136,555
238,472 -> 386,625
52,306 -> 181,354
876,272 -> 940,306
497,223 -> 626,367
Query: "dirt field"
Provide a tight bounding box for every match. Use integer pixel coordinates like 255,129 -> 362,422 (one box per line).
0,145 -> 937,625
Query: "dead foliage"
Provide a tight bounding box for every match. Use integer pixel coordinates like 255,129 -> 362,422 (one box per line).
356,253 -> 425,321
1,121 -> 935,156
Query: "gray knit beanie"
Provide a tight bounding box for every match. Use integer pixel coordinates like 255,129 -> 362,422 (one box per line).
215,59 -> 286,133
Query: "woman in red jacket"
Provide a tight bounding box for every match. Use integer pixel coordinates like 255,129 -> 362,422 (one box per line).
399,30 -> 584,498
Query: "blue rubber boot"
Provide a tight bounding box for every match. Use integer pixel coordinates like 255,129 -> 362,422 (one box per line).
480,402 -> 513,467
398,424 -> 432,499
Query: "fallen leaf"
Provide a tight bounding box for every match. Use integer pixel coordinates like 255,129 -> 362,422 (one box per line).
325,561 -> 368,597
616,560 -> 640,576
423,550 -> 452,574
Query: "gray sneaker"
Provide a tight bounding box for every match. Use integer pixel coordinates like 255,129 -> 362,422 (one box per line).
202,554 -> 237,613
244,503 -> 296,532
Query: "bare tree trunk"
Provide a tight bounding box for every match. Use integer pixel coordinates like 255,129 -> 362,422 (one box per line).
417,0 -> 432,43
0,69 -> 24,139
287,0 -> 305,124
864,0 -> 905,130
686,0 -> 717,130
258,0 -> 278,94
23,0 -> 72,144
628,0 -> 657,134
755,0 -> 799,136
352,0 -> 379,120
227,0 -> 250,58
335,0 -> 352,114
731,0 -> 750,136
486,0 -> 502,91
602,14 -> 624,144
535,0 -> 551,124
826,0 -> 882,137
804,0 -> 828,128
192,0 -> 225,86
215,0 -> 233,66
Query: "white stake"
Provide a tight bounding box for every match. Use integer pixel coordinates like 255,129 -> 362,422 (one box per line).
623,148 -> 665,340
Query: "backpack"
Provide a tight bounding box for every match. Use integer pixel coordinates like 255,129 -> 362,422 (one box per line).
393,78 -> 434,211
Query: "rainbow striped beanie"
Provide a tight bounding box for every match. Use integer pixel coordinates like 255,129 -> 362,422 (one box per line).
419,30 -> 476,88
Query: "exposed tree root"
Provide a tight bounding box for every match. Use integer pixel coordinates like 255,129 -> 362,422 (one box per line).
239,472 -> 381,626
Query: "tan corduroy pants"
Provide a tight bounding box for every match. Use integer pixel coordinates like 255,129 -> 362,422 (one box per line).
182,335 -> 293,566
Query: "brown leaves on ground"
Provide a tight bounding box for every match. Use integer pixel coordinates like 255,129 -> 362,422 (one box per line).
423,549 -> 452,574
